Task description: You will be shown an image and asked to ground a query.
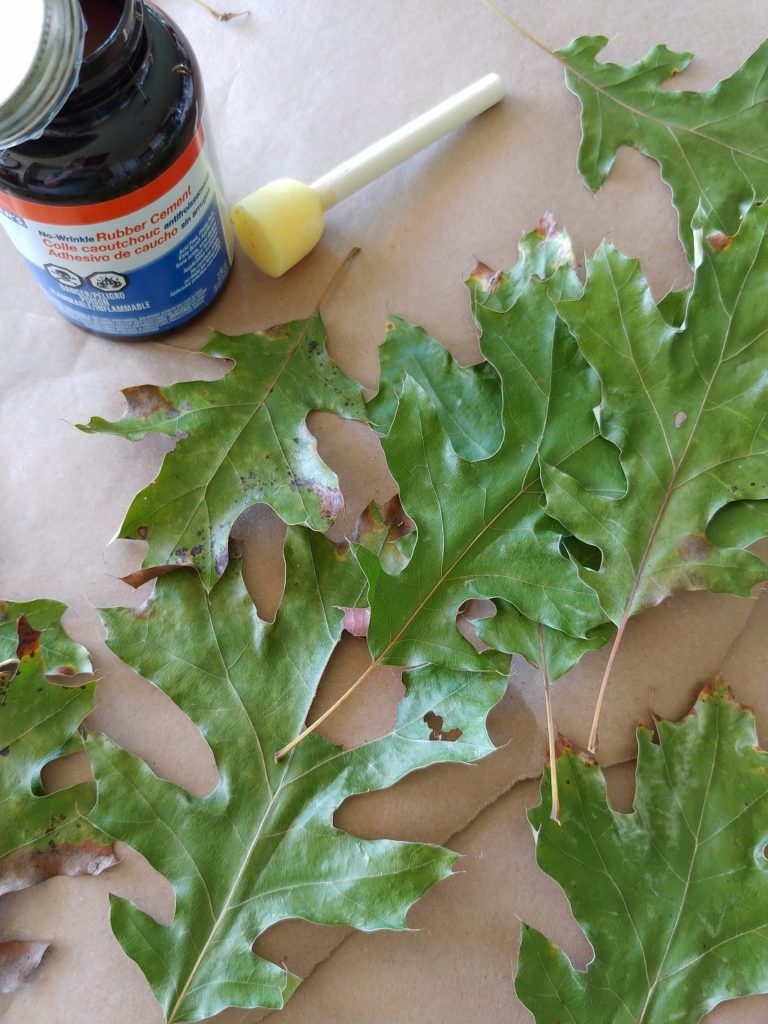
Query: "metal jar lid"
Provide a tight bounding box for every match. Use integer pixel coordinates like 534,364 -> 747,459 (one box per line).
0,0 -> 84,148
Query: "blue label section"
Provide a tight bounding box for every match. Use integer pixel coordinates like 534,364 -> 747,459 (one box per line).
29,204 -> 232,337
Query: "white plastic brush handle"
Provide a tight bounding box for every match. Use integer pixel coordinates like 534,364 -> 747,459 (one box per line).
310,72 -> 505,211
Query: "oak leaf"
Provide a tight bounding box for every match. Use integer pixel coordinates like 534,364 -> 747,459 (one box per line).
87,528 -> 505,1022
544,203 -> 768,642
367,218 -> 577,462
78,315 -> 365,589
0,600 -> 116,994
517,682 -> 768,1023
561,35 -> 768,258
358,223 -> 619,678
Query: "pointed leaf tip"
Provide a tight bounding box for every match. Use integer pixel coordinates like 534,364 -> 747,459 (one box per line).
468,259 -> 501,292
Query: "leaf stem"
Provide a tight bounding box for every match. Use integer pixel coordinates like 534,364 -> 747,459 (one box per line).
478,0 -> 557,59
587,608 -> 630,753
275,658 -> 380,760
317,246 -> 361,308
537,624 -> 560,822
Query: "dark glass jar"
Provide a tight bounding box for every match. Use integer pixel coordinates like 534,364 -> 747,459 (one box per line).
0,0 -> 233,338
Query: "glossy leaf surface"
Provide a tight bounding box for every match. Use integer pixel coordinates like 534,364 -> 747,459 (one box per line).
367,315 -> 502,461
367,220 -> 577,461
88,529 -> 505,1022
517,682 -> 768,1023
543,203 -> 768,628
561,36 -> 768,258
472,599 -> 614,681
360,224 -> 617,676
78,315 -> 365,588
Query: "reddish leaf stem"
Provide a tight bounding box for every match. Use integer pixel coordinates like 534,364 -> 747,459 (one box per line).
587,609 -> 631,753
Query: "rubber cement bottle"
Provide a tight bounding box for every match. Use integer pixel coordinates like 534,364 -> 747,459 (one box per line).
0,0 -> 233,338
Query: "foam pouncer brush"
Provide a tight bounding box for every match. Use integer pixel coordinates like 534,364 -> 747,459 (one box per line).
231,73 -> 505,277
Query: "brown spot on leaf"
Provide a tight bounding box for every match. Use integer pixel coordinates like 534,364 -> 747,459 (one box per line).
385,320 -> 396,332
552,732 -> 595,764
137,525 -> 149,540
123,385 -> 180,420
674,410 -> 688,428
468,259 -> 501,292
265,322 -> 292,340
701,677 -> 740,705
534,212 -> 558,239
333,541 -> 351,562
0,839 -> 117,897
56,664 -> 76,676
554,733 -> 574,759
423,711 -> 462,742
677,534 -> 714,562
15,617 -> 41,659
354,494 -> 415,546
708,232 -> 732,251
340,607 -> 370,637
0,940 -> 50,994
380,495 -> 415,539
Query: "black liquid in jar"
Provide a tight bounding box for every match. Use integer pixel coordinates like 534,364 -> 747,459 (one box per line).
0,0 -> 232,337
82,0 -> 122,56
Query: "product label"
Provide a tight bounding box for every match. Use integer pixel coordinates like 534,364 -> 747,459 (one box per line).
0,125 -> 233,336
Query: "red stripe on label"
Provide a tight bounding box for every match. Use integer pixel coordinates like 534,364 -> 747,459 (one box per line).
0,124 -> 207,226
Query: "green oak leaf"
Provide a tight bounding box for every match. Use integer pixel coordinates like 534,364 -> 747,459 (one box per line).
367,314 -> 503,460
88,527 -> 505,1022
0,598 -> 92,677
367,217 -> 577,461
472,599 -> 615,681
517,681 -> 768,1023
358,224 -> 620,677
560,35 -> 768,258
78,314 -> 365,589
543,203 -> 768,636
0,600 -> 115,994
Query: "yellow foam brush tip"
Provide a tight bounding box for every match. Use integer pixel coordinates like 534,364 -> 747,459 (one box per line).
231,179 -> 325,278
231,74 -> 504,278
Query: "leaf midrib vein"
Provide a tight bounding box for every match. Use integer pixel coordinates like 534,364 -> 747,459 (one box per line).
597,216 -> 768,624
386,431 -> 589,662
166,757 -> 293,1023
565,62 -> 768,168
635,701 -> 721,1022
131,316 -> 323,568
